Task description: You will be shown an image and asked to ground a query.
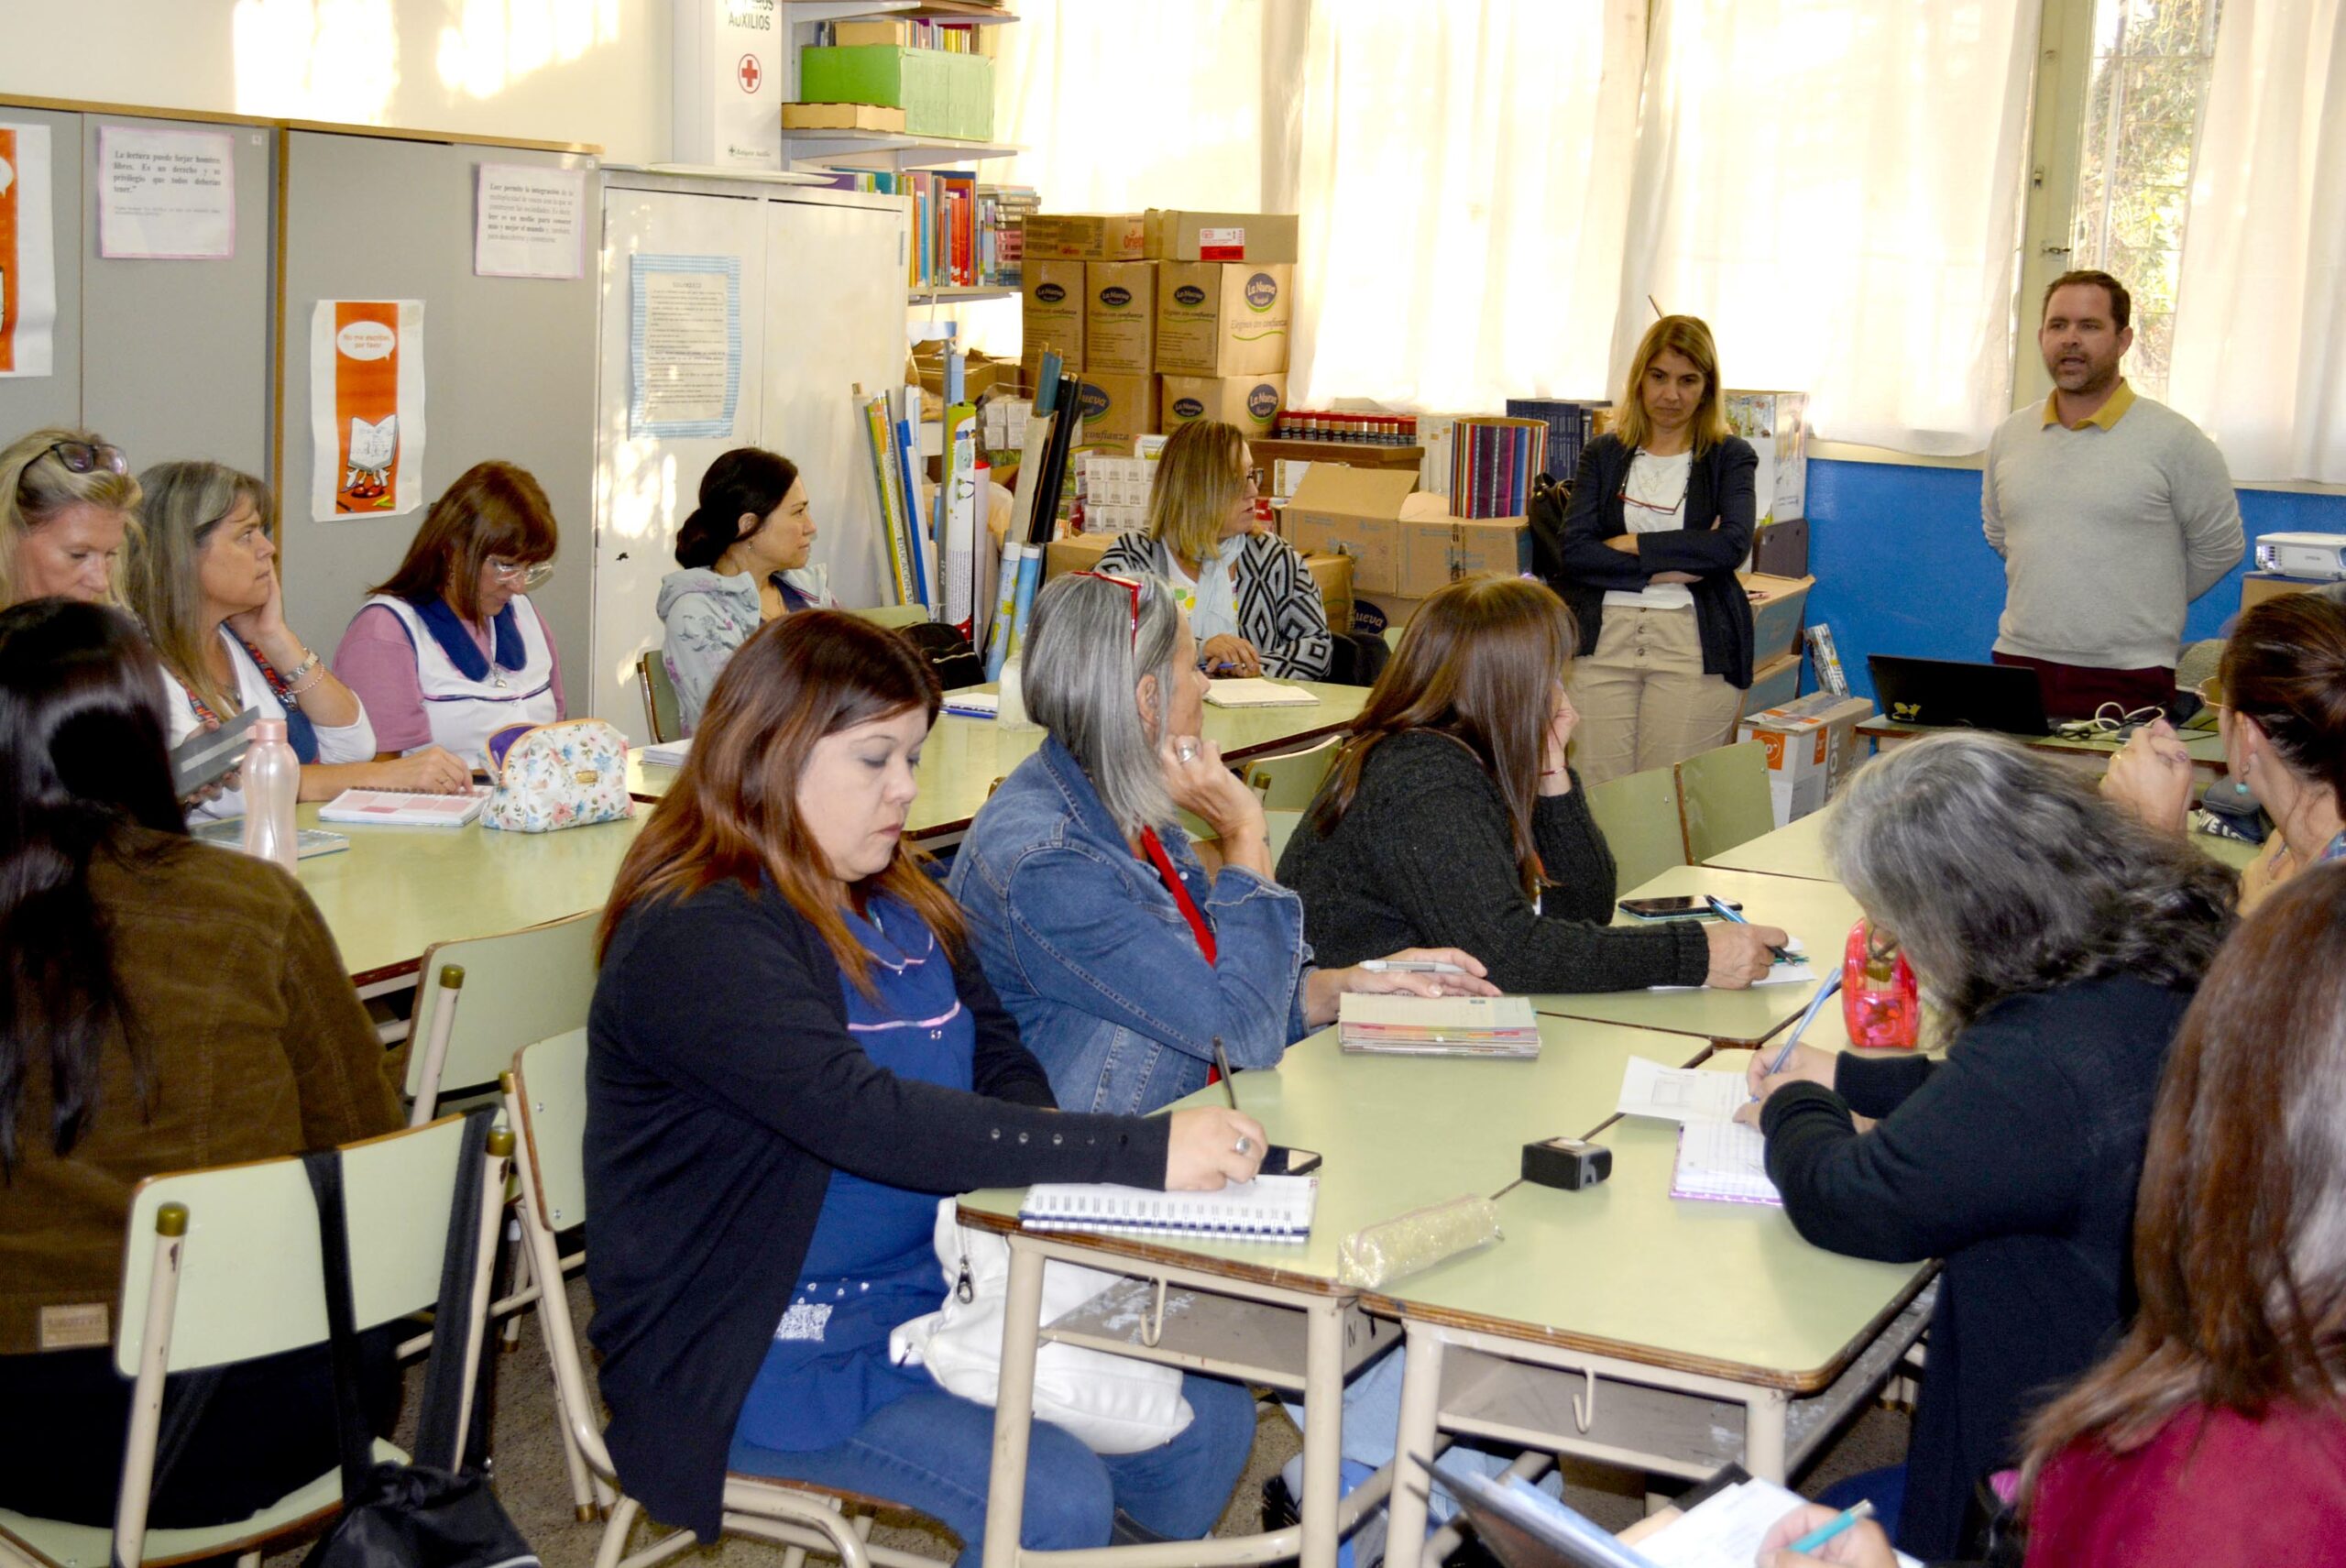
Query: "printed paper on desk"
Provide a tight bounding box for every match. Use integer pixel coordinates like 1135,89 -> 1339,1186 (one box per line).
1617,1058 -> 1748,1124
1650,938 -> 1814,991
1200,678 -> 1318,707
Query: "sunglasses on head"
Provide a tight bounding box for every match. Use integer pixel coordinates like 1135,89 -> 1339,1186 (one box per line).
1073,570 -> 1146,650
44,440 -> 128,477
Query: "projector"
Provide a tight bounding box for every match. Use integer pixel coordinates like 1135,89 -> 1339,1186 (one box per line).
2253,532 -> 2346,580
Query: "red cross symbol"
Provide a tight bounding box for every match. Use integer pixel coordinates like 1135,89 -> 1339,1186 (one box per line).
738,54 -> 762,93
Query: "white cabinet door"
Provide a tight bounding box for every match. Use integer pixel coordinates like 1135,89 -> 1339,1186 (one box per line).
590,183 -> 768,744
762,194 -> 911,612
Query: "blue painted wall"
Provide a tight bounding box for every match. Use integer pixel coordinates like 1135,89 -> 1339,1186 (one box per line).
1803,457 -> 2346,702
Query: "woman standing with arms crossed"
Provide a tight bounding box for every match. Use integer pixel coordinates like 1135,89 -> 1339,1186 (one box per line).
1551,316 -> 1759,786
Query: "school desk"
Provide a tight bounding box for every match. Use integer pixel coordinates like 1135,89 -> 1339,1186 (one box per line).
296,804 -> 647,988
1530,867 -> 1864,1049
1857,718 -> 2229,784
956,1014 -> 1718,1568
1703,803 -> 2262,884
628,680 -> 1371,845
1372,1053 -> 1934,1561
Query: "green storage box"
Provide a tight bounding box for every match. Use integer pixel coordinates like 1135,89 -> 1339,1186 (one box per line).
798,46 -> 995,141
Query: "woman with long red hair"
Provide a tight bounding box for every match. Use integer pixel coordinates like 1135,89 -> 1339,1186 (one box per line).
583,609 -> 1264,1560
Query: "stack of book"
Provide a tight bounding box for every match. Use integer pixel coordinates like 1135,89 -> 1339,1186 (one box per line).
1504,398 -> 1609,485
1336,994 -> 1541,1058
1446,417 -> 1549,519
978,184 -> 1038,288
808,17 -> 991,49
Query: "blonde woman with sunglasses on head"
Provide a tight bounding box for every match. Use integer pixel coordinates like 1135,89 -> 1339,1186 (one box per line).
125,462 -> 472,822
333,460 -> 565,766
0,429 -> 141,609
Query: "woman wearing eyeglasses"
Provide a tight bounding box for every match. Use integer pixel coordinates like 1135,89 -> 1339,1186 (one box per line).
0,429 -> 141,609
124,463 -> 473,821
333,461 -> 565,768
1546,315 -> 1759,787
1097,419 -> 1332,680
949,570 -> 1490,1120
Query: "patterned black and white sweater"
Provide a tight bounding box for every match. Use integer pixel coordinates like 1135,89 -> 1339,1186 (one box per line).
1097,530 -> 1333,680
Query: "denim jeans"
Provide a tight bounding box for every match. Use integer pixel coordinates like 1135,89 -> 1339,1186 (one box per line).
728,1375 -> 1258,1568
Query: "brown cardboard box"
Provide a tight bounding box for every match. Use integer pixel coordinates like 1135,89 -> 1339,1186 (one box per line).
1354,590 -> 1429,637
1155,262 -> 1292,376
1084,261 -> 1157,373
1737,694 -> 1875,826
1160,372 -> 1287,440
1020,258 -> 1086,390
832,19 -> 912,45
2241,573 -> 2331,613
1144,209 -> 1300,264
1284,466 -> 1418,595
1072,372 -> 1157,452
1740,571 -> 1817,663
1742,651 -> 1803,717
1022,214 -> 1148,260
782,101 -> 908,132
1047,530 -> 1356,632
1396,495 -> 1532,597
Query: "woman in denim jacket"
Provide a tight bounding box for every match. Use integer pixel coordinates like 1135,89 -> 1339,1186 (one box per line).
949,570 -> 1489,1115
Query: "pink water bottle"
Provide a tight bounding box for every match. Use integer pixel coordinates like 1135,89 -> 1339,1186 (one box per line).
239,718 -> 301,873
1842,918 -> 1920,1050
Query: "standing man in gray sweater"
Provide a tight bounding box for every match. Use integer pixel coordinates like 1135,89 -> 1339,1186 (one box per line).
1982,269 -> 2243,718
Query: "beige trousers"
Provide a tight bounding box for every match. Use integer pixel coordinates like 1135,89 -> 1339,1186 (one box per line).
1567,604 -> 1745,787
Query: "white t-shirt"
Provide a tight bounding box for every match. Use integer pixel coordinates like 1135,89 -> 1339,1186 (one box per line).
1601,448 -> 1696,613
162,628 -> 377,822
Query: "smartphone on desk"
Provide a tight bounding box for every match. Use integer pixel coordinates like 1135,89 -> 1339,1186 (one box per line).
1619,895 -> 1740,921
1258,1146 -> 1322,1177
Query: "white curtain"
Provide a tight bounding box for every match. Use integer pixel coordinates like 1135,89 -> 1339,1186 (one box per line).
1289,0 -> 1647,410
955,0 -> 1277,356
2167,0 -> 2346,483
1611,0 -> 2035,453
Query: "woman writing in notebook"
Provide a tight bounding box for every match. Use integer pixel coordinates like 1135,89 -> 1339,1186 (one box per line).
125,461 -> 471,821
1097,419 -> 1332,679
656,446 -> 831,734
332,461 -> 565,768
586,610 -> 1265,1562
949,569 -> 1491,1118
1278,575 -> 1784,995
1547,315 -> 1759,787
1741,733 -> 2235,1560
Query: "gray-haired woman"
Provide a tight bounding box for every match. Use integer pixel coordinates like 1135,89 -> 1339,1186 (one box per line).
948,569 -> 1492,1117
1739,732 -> 2236,1561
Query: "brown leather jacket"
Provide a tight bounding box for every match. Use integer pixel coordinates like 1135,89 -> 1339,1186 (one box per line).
0,828 -> 400,1355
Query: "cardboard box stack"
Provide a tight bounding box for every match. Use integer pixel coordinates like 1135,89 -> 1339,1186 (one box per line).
1072,373 -> 1157,453
1738,693 -> 1874,827
1161,373 -> 1287,440
1079,451 -> 1158,534
797,44 -> 993,140
1283,466 -> 1531,631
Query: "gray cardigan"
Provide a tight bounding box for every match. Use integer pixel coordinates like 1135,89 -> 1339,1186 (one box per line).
1277,730 -> 1708,993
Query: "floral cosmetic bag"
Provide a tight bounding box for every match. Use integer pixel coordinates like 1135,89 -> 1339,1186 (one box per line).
481,718 -> 636,833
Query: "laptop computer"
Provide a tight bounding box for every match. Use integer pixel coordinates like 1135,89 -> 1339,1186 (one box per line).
1866,655 -> 2053,736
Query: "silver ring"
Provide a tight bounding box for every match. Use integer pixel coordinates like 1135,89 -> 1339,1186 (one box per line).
1234,1135 -> 1253,1155
1178,744 -> 1198,762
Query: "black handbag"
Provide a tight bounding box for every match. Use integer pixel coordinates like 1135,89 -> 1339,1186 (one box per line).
301,1110 -> 539,1568
899,619 -> 988,692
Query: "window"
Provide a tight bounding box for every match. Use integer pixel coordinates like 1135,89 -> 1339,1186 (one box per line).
2064,0 -> 2225,400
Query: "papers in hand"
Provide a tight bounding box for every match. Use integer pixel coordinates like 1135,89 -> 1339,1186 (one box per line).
1637,1475 -> 1922,1568
1200,678 -> 1318,708
1649,938 -> 1814,991
1338,993 -> 1540,1058
1616,1058 -> 1749,1124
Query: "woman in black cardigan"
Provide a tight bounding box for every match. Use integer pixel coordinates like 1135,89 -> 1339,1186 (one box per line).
1548,314 -> 1758,787
1741,733 -> 2235,1560
586,611 -> 1265,1555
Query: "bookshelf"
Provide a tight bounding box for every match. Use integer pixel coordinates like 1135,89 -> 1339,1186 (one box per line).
911,285 -> 1018,302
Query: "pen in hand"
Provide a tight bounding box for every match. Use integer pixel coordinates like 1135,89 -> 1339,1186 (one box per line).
1787,1498 -> 1875,1554
1706,894 -> 1793,964
1211,1036 -> 1241,1112
1760,970 -> 1845,1089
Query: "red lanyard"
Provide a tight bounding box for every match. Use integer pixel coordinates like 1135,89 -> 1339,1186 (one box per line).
1137,828 -> 1217,965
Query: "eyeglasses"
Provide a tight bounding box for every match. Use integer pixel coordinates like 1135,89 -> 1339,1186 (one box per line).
488,558 -> 554,588
43,441 -> 128,477
1244,467 -> 1265,493
1073,570 -> 1145,650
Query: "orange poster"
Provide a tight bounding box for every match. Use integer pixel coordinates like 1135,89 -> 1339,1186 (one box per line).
310,299 -> 425,520
0,122 -> 60,378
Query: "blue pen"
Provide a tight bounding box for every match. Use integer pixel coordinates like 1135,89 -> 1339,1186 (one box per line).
1763,969 -> 1844,1080
1705,894 -> 1792,965
1787,1498 -> 1875,1554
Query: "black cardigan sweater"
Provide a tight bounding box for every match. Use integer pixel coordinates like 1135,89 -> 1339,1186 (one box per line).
1760,973 -> 2193,1560
1547,433 -> 1760,688
585,877 -> 1172,1541
1276,730 -> 1709,992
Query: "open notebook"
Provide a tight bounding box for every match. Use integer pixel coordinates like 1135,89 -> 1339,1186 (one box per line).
1671,1122 -> 1781,1207
1200,678 -> 1318,708
1019,1175 -> 1317,1243
317,788 -> 487,827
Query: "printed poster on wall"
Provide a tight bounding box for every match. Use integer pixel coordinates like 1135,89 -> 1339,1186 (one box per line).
0,123 -> 59,378
628,254 -> 742,438
310,301 -> 426,521
474,162 -> 586,280
97,124 -> 236,259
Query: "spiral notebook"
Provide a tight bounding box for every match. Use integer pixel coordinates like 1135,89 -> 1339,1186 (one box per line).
1670,1122 -> 1782,1207
1019,1175 -> 1318,1242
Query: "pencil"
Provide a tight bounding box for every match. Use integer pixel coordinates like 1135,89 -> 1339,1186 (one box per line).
1788,1499 -> 1875,1554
